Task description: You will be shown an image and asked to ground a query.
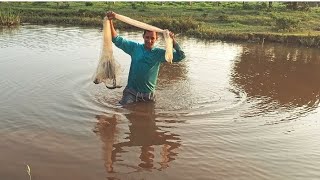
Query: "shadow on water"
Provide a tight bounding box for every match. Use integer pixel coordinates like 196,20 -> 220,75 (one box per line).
231,43 -> 320,122
93,102 -> 181,178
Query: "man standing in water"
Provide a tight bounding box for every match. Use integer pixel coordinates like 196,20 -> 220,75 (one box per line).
106,11 -> 186,105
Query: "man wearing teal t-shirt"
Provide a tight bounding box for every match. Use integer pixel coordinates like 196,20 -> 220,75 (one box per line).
106,11 -> 186,105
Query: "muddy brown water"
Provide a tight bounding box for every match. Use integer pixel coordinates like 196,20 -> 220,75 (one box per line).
1,25 -> 320,180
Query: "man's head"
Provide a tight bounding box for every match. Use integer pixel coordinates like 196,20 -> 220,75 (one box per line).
143,30 -> 158,50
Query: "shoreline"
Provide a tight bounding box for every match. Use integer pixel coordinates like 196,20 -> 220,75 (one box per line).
1,2 -> 320,47
17,20 -> 320,48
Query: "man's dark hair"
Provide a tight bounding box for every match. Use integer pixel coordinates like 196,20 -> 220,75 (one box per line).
143,30 -> 158,37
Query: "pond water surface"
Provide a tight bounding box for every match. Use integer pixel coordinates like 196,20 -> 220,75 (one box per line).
1,25 -> 320,180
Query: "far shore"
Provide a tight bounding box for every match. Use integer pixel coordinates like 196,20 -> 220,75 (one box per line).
1,2 -> 320,47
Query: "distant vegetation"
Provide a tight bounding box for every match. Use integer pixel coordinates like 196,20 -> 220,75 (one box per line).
0,7 -> 20,26
1,1 -> 320,47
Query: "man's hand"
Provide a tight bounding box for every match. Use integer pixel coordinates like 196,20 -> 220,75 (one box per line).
169,31 -> 178,46
106,11 -> 116,20
169,31 -> 175,39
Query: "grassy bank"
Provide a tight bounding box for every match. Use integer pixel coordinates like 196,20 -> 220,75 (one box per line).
0,7 -> 20,26
1,2 -> 320,47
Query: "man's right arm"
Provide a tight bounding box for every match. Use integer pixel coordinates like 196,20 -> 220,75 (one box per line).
106,11 -> 137,56
106,11 -> 117,38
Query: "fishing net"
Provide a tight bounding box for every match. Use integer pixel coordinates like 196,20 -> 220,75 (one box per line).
162,29 -> 173,62
93,18 -> 122,89
93,14 -> 174,89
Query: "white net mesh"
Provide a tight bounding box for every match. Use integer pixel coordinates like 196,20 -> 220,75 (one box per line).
163,29 -> 173,63
93,18 -> 122,89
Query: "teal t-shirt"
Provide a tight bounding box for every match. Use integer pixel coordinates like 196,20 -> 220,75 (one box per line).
112,35 -> 186,93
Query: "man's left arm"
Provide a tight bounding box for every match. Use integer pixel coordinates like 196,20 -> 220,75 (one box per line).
172,39 -> 186,62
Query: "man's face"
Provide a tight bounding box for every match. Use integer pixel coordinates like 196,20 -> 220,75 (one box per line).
143,31 -> 158,50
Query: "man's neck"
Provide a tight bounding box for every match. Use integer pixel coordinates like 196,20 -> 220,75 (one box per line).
144,45 -> 153,51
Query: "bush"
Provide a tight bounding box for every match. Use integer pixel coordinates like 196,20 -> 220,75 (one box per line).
149,17 -> 199,33
285,2 -> 310,11
57,2 -> 70,9
242,3 -> 252,10
85,2 -> 93,6
218,15 -> 229,22
272,14 -> 301,32
0,8 -> 20,26
256,2 -> 268,10
32,2 -> 47,6
131,3 -> 137,9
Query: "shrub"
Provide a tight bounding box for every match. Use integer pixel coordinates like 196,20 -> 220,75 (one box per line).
85,2 -> 93,6
272,14 -> 301,32
131,3 -> 137,9
149,16 -> 199,33
218,15 -> 229,22
0,8 -> 20,26
57,2 -> 70,9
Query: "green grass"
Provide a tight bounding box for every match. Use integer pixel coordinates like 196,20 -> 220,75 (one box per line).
0,7 -> 21,26
1,2 -> 320,47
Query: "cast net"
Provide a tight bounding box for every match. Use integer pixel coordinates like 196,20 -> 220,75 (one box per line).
93,18 -> 122,89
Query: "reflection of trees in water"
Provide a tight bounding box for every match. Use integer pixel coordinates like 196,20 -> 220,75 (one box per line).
231,43 -> 320,118
0,26 -> 21,48
0,26 -> 20,35
94,102 -> 181,175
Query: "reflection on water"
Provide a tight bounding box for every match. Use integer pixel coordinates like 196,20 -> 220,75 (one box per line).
2,25 -> 320,180
231,43 -> 320,121
94,114 -> 117,173
94,102 -> 181,176
158,59 -> 188,85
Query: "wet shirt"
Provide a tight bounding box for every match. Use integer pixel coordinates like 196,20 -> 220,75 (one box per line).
112,35 -> 186,93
